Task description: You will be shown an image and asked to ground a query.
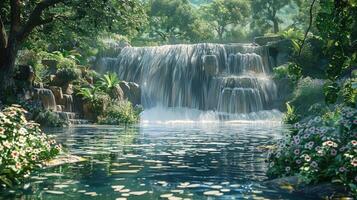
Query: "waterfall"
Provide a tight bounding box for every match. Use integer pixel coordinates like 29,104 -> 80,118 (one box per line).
99,43 -> 280,121
33,88 -> 57,111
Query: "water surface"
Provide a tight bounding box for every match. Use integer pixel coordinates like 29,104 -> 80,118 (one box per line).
1,122 -> 309,199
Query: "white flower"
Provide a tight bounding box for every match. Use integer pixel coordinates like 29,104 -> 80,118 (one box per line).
18,127 -> 27,136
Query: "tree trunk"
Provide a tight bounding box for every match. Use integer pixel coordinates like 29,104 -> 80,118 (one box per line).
0,40 -> 18,101
273,18 -> 279,33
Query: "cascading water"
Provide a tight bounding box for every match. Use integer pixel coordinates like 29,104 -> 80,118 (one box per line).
99,43 -> 282,122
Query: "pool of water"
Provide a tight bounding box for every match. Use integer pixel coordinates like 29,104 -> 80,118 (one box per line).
1,122 -> 310,199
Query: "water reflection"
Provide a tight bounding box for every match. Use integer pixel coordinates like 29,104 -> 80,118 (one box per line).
1,123 -> 310,200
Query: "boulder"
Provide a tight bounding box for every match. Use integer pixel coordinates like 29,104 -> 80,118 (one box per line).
254,35 -> 284,46
15,65 -> 35,90
33,88 -> 57,111
266,39 -> 294,66
82,102 -> 96,121
264,176 -> 352,199
62,94 -> 74,112
119,81 -> 141,105
49,86 -> 63,103
42,59 -> 58,74
202,55 -> 218,76
64,84 -> 74,95
110,84 -> 125,101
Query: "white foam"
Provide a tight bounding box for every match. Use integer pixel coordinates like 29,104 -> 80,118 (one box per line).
140,106 -> 282,124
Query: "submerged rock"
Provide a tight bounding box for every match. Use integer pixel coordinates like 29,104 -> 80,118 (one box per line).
265,176 -> 352,199
44,154 -> 86,167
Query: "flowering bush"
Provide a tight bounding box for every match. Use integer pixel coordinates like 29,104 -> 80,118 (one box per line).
0,105 -> 61,187
267,106 -> 357,194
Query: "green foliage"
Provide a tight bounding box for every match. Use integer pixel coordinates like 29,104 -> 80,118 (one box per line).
283,102 -> 300,125
33,110 -> 68,128
287,63 -> 302,83
39,51 -> 77,69
268,106 -> 357,195
78,87 -> 110,116
145,0 -> 199,42
98,101 -> 140,125
54,68 -> 81,87
251,0 -> 292,33
281,28 -> 305,42
316,0 -> 357,104
97,73 -> 120,93
0,105 -> 61,187
201,0 -> 250,40
290,77 -> 325,118
342,78 -> 357,107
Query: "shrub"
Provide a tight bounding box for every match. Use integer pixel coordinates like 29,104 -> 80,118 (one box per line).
18,99 -> 67,128
290,77 -> 325,117
54,68 -> 81,86
78,87 -> 111,118
267,106 -> 357,195
98,101 -> 140,125
0,105 -> 61,187
273,65 -> 289,79
33,110 -> 68,128
39,51 -> 77,69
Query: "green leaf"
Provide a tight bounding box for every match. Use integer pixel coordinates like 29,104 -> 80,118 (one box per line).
0,176 -> 13,187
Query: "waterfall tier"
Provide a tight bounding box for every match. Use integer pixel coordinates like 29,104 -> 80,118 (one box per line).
99,43 -> 278,118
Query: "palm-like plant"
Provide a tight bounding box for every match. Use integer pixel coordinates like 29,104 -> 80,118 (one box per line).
97,73 -> 120,92
78,87 -> 96,103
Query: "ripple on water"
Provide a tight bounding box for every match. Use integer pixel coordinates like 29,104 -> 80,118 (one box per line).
4,123 -> 311,200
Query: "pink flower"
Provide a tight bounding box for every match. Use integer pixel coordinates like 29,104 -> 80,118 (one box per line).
15,162 -> 22,169
294,149 -> 300,155
351,140 -> 357,146
351,158 -> 357,167
285,167 -> 291,172
304,155 -> 311,162
11,151 -> 19,158
323,141 -> 338,148
296,159 -> 302,164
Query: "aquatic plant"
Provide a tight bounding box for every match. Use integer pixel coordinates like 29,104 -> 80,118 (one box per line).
267,106 -> 357,195
0,105 -> 61,187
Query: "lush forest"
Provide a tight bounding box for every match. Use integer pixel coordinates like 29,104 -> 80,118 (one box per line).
0,0 -> 356,199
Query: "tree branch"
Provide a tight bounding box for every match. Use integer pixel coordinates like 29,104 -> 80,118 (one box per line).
10,0 -> 21,35
0,15 -> 7,48
298,0 -> 316,56
17,0 -> 63,42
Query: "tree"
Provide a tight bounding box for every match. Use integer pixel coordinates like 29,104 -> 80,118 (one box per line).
315,0 -> 357,104
0,0 -> 146,100
201,0 -> 249,40
146,0 -> 199,43
251,0 -> 292,33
